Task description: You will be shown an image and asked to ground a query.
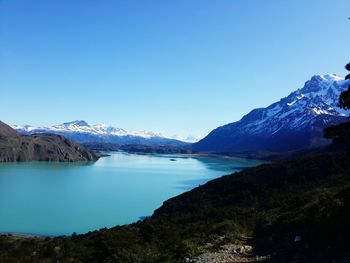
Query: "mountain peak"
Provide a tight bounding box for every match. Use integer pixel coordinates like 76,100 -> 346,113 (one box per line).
299,74 -> 349,101
194,73 -> 350,153
63,120 -> 89,127
310,74 -> 344,82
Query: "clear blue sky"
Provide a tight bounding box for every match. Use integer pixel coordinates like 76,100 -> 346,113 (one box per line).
1,0 -> 349,138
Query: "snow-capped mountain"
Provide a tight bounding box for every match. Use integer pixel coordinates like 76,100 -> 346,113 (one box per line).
13,121 -> 187,146
193,74 -> 350,153
168,134 -> 203,143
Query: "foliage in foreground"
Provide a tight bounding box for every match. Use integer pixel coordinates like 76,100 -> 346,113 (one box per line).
0,151 -> 350,262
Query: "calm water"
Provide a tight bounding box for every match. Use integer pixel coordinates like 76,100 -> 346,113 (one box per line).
0,152 -> 263,236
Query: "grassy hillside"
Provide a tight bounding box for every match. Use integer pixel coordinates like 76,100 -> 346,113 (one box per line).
0,152 -> 349,262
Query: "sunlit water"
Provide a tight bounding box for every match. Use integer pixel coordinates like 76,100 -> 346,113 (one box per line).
0,152 -> 263,236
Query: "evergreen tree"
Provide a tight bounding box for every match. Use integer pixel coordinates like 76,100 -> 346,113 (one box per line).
324,62 -> 350,152
339,63 -> 350,110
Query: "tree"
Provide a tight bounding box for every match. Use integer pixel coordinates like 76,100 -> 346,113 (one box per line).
339,89 -> 350,110
345,63 -> 350,72
324,62 -> 350,153
339,63 -> 350,109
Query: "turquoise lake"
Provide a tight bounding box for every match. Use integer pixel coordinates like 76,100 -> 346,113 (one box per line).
0,152 -> 263,236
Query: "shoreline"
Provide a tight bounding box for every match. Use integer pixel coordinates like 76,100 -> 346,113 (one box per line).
115,150 -> 269,162
0,232 -> 50,239
175,152 -> 269,163
0,152 -> 266,240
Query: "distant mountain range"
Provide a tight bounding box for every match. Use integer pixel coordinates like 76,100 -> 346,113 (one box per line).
12,120 -> 189,146
12,74 -> 350,155
193,74 -> 350,154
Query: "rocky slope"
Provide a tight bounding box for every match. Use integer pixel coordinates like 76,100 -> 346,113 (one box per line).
194,74 -> 350,154
0,121 -> 99,162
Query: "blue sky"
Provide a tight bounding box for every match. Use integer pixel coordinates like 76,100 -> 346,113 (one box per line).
1,0 -> 349,138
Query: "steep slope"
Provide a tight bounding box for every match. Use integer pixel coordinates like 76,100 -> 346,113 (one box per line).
194,74 -> 350,153
0,121 -> 20,137
13,120 -> 188,146
152,152 -> 350,262
0,121 -> 99,162
1,151 -> 350,262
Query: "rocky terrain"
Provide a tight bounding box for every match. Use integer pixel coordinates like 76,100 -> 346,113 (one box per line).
187,235 -> 268,263
194,74 -> 350,154
0,121 -> 99,162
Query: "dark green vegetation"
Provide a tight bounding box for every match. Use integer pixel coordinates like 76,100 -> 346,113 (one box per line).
324,122 -> 350,153
340,62 -> 350,107
325,63 -> 350,153
0,121 -> 99,162
0,151 -> 349,262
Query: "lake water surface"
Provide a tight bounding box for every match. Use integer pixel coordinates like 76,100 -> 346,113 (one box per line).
0,152 -> 263,236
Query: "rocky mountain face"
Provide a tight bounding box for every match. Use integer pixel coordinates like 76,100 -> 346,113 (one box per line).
194,74 -> 350,154
13,120 -> 188,146
0,121 -> 99,162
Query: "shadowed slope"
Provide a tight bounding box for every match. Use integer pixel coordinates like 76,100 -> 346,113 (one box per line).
0,121 -> 99,162
0,152 -> 349,262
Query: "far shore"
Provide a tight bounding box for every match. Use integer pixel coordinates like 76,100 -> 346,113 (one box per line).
0,232 -> 50,239
177,152 -> 260,160
111,149 -> 269,161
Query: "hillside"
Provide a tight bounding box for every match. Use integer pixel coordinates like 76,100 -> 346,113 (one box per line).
1,150 -> 349,262
0,121 -> 99,162
194,74 -> 350,154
